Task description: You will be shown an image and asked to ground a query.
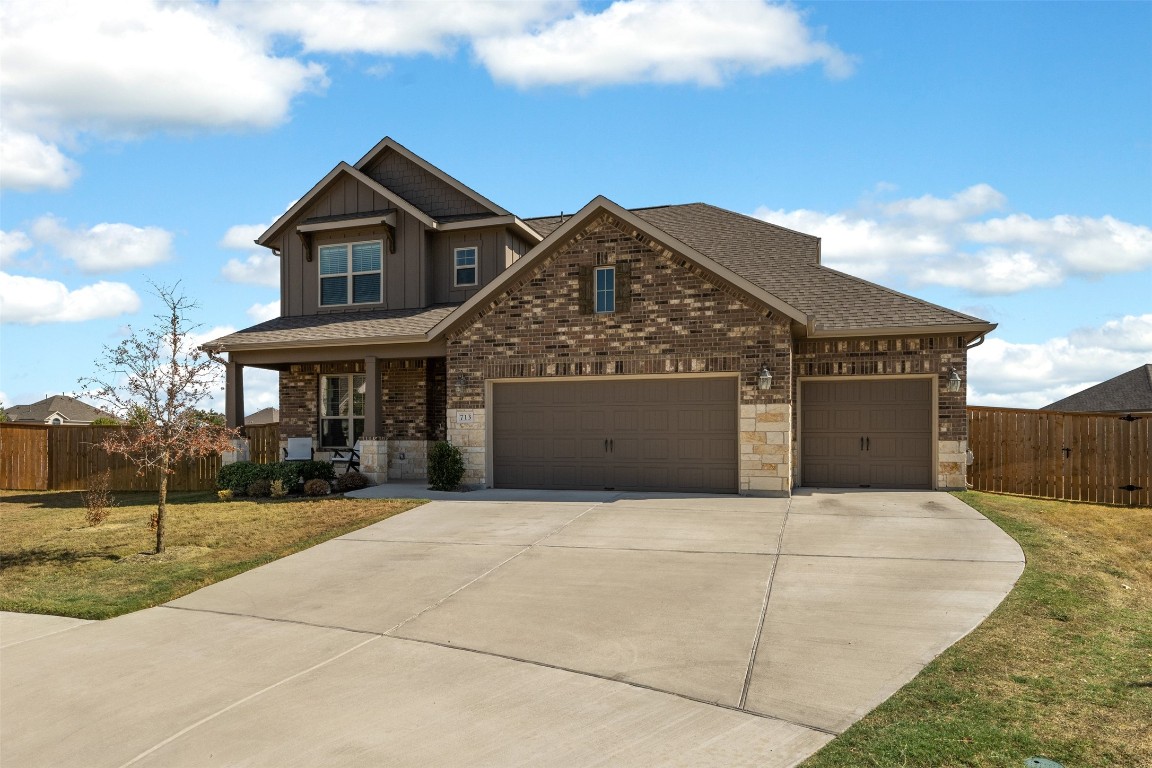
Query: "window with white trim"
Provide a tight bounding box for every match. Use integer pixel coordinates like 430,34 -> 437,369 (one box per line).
594,266 -> 615,313
319,241 -> 382,306
454,246 -> 478,287
319,374 -> 365,448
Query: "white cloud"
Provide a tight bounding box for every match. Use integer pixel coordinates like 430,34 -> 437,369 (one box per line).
0,0 -> 327,191
219,223 -> 268,252
220,0 -> 572,56
754,184 -> 1152,294
476,0 -> 852,88
221,253 -> 280,287
0,273 -> 140,324
30,215 -> 173,273
0,230 -> 33,266
246,301 -> 280,322
0,128 -> 80,191
969,314 -> 1152,408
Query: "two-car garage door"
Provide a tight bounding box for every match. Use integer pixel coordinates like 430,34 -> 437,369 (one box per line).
492,377 -> 738,493
800,378 -> 933,489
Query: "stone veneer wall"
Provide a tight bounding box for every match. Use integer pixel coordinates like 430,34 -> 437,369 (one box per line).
792,335 -> 970,489
446,213 -> 793,492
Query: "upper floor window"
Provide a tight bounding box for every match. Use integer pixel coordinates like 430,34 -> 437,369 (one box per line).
319,241 -> 382,306
454,247 -> 478,287
594,266 -> 615,313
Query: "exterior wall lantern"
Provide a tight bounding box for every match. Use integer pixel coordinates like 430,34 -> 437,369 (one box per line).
454,372 -> 468,396
757,364 -> 773,391
946,367 -> 963,393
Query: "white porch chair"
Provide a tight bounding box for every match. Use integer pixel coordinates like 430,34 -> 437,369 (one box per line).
282,437 -> 314,462
331,440 -> 361,475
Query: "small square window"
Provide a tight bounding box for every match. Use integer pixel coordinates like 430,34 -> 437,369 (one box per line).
454,247 -> 478,287
595,266 -> 615,313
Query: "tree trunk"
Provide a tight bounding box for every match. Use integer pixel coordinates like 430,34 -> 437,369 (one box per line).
155,451 -> 169,554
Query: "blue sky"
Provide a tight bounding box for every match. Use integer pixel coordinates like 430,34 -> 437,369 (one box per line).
2,0 -> 1149,414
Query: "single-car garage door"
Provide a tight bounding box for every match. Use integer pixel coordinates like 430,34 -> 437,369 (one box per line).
492,377 -> 737,493
801,378 -> 932,489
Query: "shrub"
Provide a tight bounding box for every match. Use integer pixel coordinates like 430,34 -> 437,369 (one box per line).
269,479 -> 288,499
246,478 -> 272,498
303,478 -> 331,497
296,460 -> 336,484
267,461 -> 301,491
83,469 -> 115,526
335,471 -> 370,492
217,461 -> 266,495
427,441 -> 465,491
217,489 -> 234,501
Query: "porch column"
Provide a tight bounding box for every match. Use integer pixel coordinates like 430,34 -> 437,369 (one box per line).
364,356 -> 382,438
225,361 -> 245,430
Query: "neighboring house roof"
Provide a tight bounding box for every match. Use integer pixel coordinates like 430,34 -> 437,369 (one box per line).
245,407 -> 280,425
526,203 -> 990,335
206,305 -> 458,351
1042,364 -> 1152,413
5,395 -> 116,424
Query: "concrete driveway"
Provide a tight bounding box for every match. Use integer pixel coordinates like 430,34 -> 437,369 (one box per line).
1,488 -> 1023,767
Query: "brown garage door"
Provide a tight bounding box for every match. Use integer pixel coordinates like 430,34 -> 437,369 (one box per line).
492,377 -> 738,493
801,379 -> 932,489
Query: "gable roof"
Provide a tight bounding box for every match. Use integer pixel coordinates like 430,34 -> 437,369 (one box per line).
524,203 -> 994,337
5,395 -> 116,424
354,137 -> 510,217
1042,364 -> 1152,412
257,163 -> 436,247
430,196 -> 813,340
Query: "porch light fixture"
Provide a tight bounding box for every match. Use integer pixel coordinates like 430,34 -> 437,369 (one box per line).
946,367 -> 963,393
454,372 -> 468,396
757,364 -> 773,391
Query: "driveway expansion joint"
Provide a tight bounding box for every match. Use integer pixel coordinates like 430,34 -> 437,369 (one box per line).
777,552 -> 1025,563
739,496 -> 793,709
160,605 -> 383,637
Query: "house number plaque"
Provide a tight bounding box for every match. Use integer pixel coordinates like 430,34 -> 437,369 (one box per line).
456,413 -> 474,423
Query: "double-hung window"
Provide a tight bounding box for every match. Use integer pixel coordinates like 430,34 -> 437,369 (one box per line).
319,374 -> 365,448
319,241 -> 382,306
594,266 -> 615,313
454,247 -> 478,287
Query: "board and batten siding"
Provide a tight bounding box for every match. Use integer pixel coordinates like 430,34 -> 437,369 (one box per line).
431,227 -> 513,304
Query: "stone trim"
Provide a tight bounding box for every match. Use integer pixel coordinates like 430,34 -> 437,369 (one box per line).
740,404 -> 791,496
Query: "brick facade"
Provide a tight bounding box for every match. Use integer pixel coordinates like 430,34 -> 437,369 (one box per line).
447,213 -> 793,490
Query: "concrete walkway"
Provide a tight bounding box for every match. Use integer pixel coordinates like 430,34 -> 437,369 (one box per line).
1,489 -> 1023,767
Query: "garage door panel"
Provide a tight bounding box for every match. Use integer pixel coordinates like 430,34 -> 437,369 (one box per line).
493,378 -> 736,493
802,379 -> 932,490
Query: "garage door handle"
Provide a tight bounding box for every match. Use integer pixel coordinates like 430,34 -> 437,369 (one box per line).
866,437 -> 870,451
860,436 -> 864,451
604,438 -> 609,453
609,438 -> 614,452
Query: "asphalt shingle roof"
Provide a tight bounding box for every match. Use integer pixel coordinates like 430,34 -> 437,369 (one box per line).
5,395 -> 115,423
206,305 -> 458,349
1042,364 -> 1152,412
526,203 -> 988,333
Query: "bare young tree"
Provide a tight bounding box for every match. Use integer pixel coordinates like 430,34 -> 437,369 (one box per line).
81,283 -> 238,554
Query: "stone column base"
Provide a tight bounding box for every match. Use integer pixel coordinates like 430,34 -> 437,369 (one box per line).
359,438 -> 389,485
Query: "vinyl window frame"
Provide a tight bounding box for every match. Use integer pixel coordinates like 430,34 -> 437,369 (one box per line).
594,265 -> 615,313
319,374 -> 366,449
453,246 -> 479,288
318,240 -> 384,307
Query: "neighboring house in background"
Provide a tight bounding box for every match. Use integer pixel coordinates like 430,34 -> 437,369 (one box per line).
244,407 -> 280,425
204,137 -> 995,495
1042,364 -> 1152,414
5,395 -> 118,425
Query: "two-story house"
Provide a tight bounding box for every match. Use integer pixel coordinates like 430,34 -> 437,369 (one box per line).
204,137 -> 995,495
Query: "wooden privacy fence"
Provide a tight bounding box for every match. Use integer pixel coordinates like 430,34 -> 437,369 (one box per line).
0,424 -> 221,492
245,423 -> 281,465
968,406 -> 1150,506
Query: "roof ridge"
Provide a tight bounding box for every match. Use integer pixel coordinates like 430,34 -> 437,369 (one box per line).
691,202 -> 822,242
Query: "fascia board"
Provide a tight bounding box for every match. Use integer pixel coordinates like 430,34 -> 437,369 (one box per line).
804,322 -> 999,339
202,333 -> 430,354
353,137 -> 511,216
257,164 -> 347,246
437,216 -> 544,243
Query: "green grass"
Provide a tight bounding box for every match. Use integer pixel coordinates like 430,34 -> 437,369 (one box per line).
0,489 -> 425,619
800,492 -> 1152,768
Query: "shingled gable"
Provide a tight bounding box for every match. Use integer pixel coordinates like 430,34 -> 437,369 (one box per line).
427,195 -> 811,340
1042,364 -> 1152,413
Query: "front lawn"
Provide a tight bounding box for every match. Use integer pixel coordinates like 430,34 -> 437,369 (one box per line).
800,491 -> 1152,768
0,490 -> 425,619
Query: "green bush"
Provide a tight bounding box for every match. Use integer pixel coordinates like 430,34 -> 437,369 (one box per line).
335,471 -> 370,492
267,461 -> 301,491
217,461 -> 267,495
427,441 -> 465,491
296,460 -> 335,484
303,478 -> 331,497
